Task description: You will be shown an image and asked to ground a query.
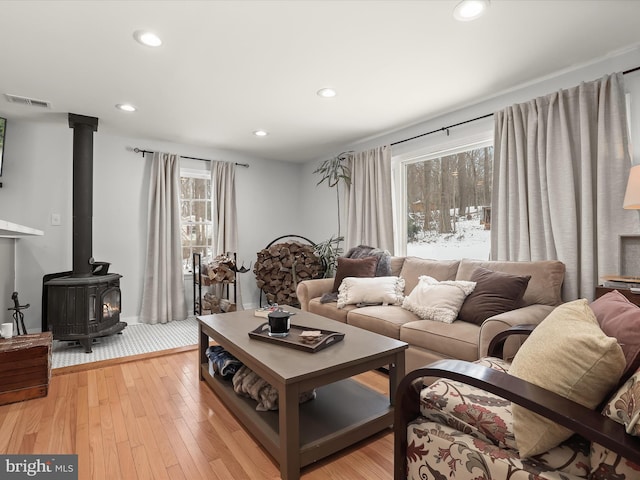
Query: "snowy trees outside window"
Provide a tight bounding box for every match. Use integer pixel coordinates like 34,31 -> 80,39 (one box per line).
405,145 -> 493,260
180,171 -> 213,272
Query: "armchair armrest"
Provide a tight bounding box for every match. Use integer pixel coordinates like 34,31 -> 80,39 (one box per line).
394,359 -> 640,480
296,278 -> 334,311
487,323 -> 536,358
478,304 -> 555,359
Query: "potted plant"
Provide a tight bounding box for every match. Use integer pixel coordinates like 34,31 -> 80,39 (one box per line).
314,151 -> 352,238
313,152 -> 353,277
313,234 -> 343,278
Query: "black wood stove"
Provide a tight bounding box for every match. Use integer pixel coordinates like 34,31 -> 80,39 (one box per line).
42,114 -> 126,352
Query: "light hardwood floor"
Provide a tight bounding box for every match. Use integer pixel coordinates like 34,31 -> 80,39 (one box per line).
0,348 -> 394,479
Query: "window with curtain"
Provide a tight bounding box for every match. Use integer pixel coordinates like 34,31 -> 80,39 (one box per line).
398,140 -> 493,259
180,168 -> 213,273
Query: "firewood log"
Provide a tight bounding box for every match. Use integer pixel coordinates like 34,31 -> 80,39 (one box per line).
254,241 -> 323,307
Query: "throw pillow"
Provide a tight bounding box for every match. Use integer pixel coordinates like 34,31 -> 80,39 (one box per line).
600,366 -> 640,436
336,276 -> 405,309
401,275 -> 476,324
590,367 -> 640,477
343,245 -> 392,277
331,256 -> 378,292
508,299 -> 626,458
458,267 -> 531,325
590,290 -> 640,382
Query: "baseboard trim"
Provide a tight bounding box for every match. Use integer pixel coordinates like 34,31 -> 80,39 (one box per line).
52,344 -> 198,376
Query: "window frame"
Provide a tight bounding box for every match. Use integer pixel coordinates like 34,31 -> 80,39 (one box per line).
180,167 -> 213,274
392,131 -> 493,257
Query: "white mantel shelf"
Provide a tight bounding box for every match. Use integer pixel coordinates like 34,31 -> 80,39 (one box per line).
0,220 -> 44,238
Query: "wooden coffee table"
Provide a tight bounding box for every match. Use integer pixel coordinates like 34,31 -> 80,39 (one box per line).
198,307 -> 407,480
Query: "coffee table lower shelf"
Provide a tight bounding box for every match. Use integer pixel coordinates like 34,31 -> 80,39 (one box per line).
199,363 -> 393,467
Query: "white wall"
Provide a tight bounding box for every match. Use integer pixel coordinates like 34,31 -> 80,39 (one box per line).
0,118 -> 301,331
297,160 -> 344,248
0,239 -> 15,323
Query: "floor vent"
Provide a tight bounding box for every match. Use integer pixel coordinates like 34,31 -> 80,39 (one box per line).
4,93 -> 52,109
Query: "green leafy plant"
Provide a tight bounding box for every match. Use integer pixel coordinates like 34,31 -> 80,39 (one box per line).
313,151 -> 353,242
313,235 -> 344,278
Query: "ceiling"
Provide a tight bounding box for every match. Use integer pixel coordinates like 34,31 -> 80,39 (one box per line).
1,1 -> 640,163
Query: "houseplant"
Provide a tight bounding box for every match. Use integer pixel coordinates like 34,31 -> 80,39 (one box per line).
313,234 -> 343,278
313,152 -> 353,276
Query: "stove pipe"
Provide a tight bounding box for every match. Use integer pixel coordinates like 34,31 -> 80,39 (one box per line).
68,113 -> 98,278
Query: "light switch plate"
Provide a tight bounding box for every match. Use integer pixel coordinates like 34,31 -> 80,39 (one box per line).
50,213 -> 61,226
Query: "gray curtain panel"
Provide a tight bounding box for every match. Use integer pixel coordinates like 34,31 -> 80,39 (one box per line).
139,152 -> 188,324
492,72 -> 638,300
211,160 -> 242,307
345,145 -> 394,252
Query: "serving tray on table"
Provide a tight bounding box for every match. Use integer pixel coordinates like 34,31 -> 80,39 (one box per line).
248,323 -> 345,353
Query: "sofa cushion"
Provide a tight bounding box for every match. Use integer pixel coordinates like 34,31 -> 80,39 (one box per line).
402,275 -> 476,324
455,259 -> 565,307
400,319 -> 480,361
331,256 -> 378,292
420,357 -> 516,448
412,356 -> 591,479
347,305 -> 418,339
590,290 -> 640,382
406,420 -> 590,480
400,257 -> 459,295
458,267 -> 531,325
412,355 -> 591,478
308,298 -> 357,323
508,299 -> 626,458
336,276 -> 404,309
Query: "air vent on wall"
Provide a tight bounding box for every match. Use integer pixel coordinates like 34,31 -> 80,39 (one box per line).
4,94 -> 52,109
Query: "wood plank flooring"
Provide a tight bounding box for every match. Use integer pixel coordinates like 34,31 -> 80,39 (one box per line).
0,348 -> 394,479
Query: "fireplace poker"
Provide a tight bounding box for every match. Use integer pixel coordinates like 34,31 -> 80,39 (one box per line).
7,291 -> 29,335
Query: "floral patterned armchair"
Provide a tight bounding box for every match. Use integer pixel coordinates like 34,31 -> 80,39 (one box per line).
394,295 -> 640,480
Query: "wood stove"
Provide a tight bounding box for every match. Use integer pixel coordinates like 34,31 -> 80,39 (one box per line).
42,113 -> 126,352
45,273 -> 124,352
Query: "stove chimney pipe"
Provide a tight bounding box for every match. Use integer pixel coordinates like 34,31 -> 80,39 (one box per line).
68,113 -> 98,277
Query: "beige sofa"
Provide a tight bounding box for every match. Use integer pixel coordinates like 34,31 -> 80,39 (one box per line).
296,257 -> 565,373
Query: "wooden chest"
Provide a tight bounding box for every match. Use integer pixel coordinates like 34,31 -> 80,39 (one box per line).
0,332 -> 52,406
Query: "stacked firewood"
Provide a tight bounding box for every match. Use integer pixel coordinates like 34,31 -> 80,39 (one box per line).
201,254 -> 236,286
201,292 -> 237,314
254,241 -> 323,306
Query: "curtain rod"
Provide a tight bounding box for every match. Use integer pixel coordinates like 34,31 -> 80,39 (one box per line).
390,113 -> 493,147
391,65 -> 640,148
133,148 -> 250,168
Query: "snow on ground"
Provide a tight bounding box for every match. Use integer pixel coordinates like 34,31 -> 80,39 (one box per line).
407,215 -> 491,260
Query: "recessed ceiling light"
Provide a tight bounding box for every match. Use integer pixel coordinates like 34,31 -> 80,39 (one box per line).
317,88 -> 337,98
116,103 -> 137,112
133,30 -> 162,47
253,130 -> 268,137
453,0 -> 489,21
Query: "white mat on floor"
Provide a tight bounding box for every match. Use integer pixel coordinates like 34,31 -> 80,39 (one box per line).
51,317 -> 199,369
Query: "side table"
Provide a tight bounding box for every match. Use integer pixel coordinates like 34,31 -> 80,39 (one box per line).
0,332 -> 52,406
595,286 -> 640,307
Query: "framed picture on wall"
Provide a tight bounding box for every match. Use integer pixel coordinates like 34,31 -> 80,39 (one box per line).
620,234 -> 640,277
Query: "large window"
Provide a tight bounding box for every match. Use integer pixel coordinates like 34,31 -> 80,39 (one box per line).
180,169 -> 213,273
401,142 -> 493,260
